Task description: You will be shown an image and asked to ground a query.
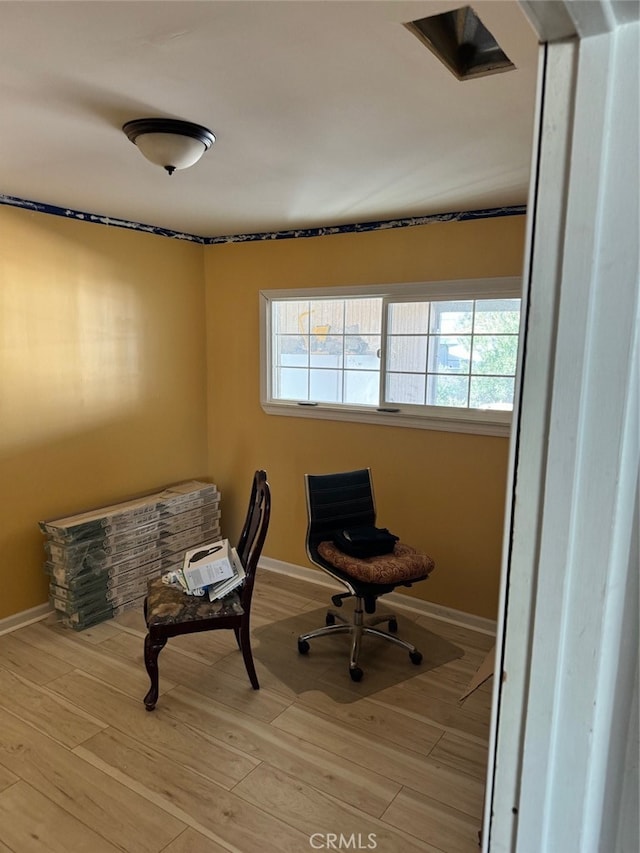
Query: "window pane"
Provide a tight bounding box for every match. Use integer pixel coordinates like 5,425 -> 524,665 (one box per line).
310,369 -> 342,403
275,335 -> 307,362
427,374 -> 469,407
345,298 -> 383,333
278,351 -> 308,369
388,302 -> 429,334
345,335 -> 380,368
344,370 -> 379,405
307,329 -> 337,355
274,300 -> 310,334
309,335 -> 343,366
309,349 -> 342,368
430,301 -> 473,334
470,376 -> 515,409
387,336 -> 428,372
309,300 -> 344,334
276,367 -> 309,400
472,335 -> 518,375
386,372 -> 426,404
430,335 -> 471,374
474,299 -> 521,333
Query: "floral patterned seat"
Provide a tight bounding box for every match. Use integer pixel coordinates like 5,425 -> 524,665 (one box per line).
145,577 -> 244,627
317,541 -> 434,585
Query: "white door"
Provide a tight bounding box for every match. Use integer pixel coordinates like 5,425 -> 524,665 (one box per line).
486,2 -> 640,851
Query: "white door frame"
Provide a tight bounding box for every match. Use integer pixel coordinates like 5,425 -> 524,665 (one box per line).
486,2 -> 639,850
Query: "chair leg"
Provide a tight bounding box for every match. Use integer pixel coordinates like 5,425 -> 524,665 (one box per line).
298,595 -> 422,679
362,624 -> 418,651
143,632 -> 167,711
238,620 -> 260,690
366,611 -> 397,629
299,623 -> 352,642
299,597 -> 368,675
349,600 -> 364,673
233,626 -> 241,650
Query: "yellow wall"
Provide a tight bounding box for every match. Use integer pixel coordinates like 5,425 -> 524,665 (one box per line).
204,216 -> 526,620
0,206 -> 208,619
0,207 -> 524,624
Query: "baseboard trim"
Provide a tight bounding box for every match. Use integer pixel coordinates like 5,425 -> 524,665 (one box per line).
1,561 -> 497,638
0,602 -> 53,637
259,556 -> 497,636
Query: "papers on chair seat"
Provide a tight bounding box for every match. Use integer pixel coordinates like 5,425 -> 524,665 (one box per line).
207,550 -> 245,601
181,538 -> 246,600
182,538 -> 235,591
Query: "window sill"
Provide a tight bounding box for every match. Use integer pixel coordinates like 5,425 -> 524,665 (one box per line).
261,401 -> 512,437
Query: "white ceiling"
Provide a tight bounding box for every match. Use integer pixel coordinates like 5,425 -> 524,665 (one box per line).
0,0 -> 539,238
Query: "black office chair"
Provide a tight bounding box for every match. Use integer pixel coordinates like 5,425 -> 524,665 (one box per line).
297,468 -> 435,681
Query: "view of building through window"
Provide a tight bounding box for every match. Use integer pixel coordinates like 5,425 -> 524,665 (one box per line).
387,298 -> 520,409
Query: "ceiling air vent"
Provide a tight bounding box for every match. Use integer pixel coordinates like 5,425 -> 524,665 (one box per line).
405,6 -> 515,81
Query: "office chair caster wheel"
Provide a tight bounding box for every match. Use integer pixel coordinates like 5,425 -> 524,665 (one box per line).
325,612 -> 336,626
298,639 -> 310,655
388,618 -> 398,633
349,666 -> 364,682
409,650 -> 423,665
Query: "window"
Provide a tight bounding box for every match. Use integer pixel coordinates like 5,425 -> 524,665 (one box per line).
260,278 -> 521,436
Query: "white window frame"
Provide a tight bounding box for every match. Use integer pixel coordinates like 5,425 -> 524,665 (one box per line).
260,276 -> 522,437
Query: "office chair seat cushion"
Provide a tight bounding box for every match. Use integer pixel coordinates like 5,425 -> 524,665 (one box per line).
317,541 -> 434,584
145,576 -> 244,627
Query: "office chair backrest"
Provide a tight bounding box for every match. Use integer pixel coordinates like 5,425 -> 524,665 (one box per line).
305,468 -> 376,558
236,470 -> 271,609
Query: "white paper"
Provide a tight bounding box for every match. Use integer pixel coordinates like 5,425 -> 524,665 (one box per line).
182,539 -> 234,591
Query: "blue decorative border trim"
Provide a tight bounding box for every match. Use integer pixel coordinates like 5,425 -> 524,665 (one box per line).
0,194 -> 205,244
1,192 -> 525,244
202,205 -> 526,244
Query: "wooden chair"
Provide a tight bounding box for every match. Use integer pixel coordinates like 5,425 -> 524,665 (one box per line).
297,468 -> 434,681
142,470 -> 271,710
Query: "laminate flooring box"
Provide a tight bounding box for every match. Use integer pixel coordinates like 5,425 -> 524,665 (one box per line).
40,480 -> 221,630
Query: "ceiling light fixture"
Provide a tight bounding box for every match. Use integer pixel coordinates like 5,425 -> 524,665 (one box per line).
122,118 -> 216,175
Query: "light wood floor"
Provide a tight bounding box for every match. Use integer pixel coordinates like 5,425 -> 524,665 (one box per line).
0,569 -> 494,853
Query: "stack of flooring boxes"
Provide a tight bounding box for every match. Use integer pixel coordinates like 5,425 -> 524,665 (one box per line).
40,480 -> 221,630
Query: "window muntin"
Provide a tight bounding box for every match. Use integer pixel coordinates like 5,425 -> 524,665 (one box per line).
262,279 -> 521,435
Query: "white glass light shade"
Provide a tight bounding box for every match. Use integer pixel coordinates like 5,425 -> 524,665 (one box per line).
123,118 -> 216,175
134,132 -> 207,171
